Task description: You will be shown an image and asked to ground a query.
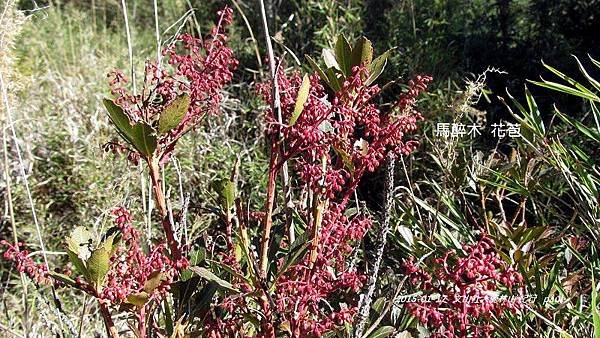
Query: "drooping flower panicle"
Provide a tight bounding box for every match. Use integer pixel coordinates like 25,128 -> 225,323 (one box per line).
403,236 -> 524,338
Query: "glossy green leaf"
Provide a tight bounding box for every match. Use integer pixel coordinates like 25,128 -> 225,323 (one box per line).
290,75 -> 310,126
335,35 -> 352,76
49,271 -> 79,288
367,326 -> 395,338
189,266 -> 240,293
143,271 -> 166,293
127,291 -> 149,307
103,98 -> 157,157
211,178 -> 236,212
351,37 -> 373,68
366,48 -> 395,85
306,55 -> 329,85
86,234 -> 115,291
158,94 -> 190,134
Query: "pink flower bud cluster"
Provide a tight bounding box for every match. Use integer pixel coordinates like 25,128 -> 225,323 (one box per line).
402,236 -> 524,338
273,203 -> 372,336
102,141 -> 141,165
1,240 -> 49,284
258,66 -> 431,201
163,7 -> 238,123
106,7 -> 238,156
99,207 -> 188,305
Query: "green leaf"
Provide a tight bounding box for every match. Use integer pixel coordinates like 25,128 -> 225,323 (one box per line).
143,271 -> 166,293
325,67 -> 343,91
158,94 -> 190,134
554,105 -> 600,142
274,241 -> 311,284
102,98 -> 157,157
189,248 -> 206,266
211,178 -> 236,212
574,55 -> 600,92
66,226 -> 93,278
367,326 -> 395,338
373,297 -> 386,314
67,226 -> 92,260
306,55 -> 329,85
335,35 -> 352,76
290,75 -> 310,126
351,37 -> 373,68
366,48 -> 395,85
66,249 -> 88,280
208,260 -> 251,284
191,282 -> 218,316
86,235 -> 115,291
49,271 -> 79,288
189,266 -> 240,293
127,291 -> 149,307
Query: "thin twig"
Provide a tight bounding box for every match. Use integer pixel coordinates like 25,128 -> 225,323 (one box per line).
120,0 -> 136,96
354,153 -> 396,338
258,0 -> 282,279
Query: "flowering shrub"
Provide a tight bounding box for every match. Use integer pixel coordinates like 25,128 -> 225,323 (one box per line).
1,9 -> 435,338
103,6 -> 238,258
201,36 -> 431,337
402,236 -> 524,338
2,7 -> 237,338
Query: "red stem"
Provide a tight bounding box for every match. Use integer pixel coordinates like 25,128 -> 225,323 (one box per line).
259,143 -> 279,279
148,157 -> 181,259
99,301 -> 119,338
